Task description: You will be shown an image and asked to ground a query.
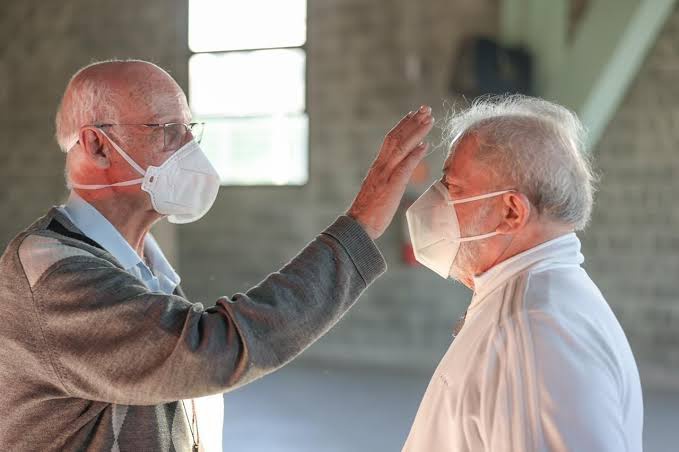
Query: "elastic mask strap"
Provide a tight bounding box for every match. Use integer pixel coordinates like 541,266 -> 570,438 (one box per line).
417,230 -> 501,249
456,230 -> 501,243
448,189 -> 515,242
448,189 -> 514,206
69,178 -> 144,190
67,129 -> 147,190
98,129 -> 147,176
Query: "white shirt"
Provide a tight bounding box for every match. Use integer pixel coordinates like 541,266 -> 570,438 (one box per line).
59,192 -> 224,452
403,233 -> 643,452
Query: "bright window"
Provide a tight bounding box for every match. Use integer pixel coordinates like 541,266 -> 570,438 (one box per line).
188,0 -> 308,185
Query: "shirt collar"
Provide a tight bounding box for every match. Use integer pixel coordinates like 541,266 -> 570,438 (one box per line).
469,232 -> 584,310
61,191 -> 180,290
143,233 -> 181,292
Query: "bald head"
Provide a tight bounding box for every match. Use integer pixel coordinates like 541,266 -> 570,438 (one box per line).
55,60 -> 190,152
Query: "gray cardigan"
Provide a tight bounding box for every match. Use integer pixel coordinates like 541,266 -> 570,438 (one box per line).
0,207 -> 386,451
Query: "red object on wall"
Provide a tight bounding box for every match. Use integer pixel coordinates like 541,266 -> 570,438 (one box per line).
402,242 -> 418,266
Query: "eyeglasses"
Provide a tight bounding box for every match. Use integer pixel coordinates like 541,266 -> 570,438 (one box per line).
92,122 -> 205,152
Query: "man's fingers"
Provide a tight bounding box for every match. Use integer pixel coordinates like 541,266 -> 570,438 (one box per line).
372,111 -> 414,166
385,110 -> 416,142
390,142 -> 429,186
385,106 -> 432,152
394,106 -> 433,146
382,117 -> 434,173
400,117 -> 434,155
376,106 -> 433,170
348,109 -> 431,240
395,107 -> 434,152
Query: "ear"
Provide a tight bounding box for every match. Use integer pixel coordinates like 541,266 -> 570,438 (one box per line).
496,192 -> 531,234
79,127 -> 111,169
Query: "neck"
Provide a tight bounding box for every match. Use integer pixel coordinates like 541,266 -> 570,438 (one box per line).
494,224 -> 573,269
75,190 -> 160,257
466,222 -> 574,290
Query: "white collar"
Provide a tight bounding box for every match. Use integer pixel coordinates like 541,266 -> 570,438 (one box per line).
469,233 -> 584,311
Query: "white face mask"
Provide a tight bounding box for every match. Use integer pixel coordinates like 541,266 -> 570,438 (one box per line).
405,181 -> 513,278
69,130 -> 221,224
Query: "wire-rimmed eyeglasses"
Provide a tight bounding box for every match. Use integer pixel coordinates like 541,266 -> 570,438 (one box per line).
91,122 -> 205,152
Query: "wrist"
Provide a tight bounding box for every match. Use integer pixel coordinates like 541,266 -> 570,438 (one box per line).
345,211 -> 380,241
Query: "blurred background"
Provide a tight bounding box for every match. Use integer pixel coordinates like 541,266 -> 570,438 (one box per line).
1,0 -> 678,450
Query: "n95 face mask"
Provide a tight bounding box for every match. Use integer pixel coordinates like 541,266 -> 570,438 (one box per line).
70,131 -> 221,224
405,181 -> 513,278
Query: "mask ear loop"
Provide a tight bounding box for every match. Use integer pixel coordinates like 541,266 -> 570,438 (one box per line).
69,179 -> 145,190
447,189 -> 515,206
445,189 -> 516,242
68,128 -> 146,190
98,129 -> 147,176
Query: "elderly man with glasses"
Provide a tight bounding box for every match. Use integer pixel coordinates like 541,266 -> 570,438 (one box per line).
0,59 -> 434,451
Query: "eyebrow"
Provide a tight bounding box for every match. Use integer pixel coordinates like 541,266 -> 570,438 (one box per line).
443,174 -> 465,188
441,161 -> 464,186
440,167 -> 454,180
153,116 -> 187,124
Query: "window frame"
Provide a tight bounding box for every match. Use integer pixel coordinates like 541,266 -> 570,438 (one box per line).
187,1 -> 310,187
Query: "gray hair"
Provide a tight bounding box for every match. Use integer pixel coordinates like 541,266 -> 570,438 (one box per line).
444,94 -> 597,230
55,61 -> 124,152
55,58 -> 167,153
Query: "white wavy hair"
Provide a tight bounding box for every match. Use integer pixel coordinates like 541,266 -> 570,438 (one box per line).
444,94 -> 597,230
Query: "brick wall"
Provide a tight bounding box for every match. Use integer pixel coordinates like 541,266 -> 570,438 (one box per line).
0,0 -> 497,372
9,0 -> 677,385
0,0 -> 188,263
177,0 -> 499,370
580,5 -> 679,389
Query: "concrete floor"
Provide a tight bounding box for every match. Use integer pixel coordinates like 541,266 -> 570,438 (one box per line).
222,362 -> 678,452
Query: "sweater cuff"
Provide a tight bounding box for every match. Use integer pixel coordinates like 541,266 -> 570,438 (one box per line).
321,215 -> 387,286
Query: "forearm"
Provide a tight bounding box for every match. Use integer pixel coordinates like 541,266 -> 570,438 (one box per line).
214,215 -> 386,388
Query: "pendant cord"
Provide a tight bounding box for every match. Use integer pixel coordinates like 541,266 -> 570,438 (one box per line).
180,399 -> 199,450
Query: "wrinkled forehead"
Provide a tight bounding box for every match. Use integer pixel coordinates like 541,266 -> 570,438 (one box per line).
116,77 -> 191,124
441,133 -> 495,189
442,133 -> 475,175
80,62 -> 190,124
146,89 -> 191,123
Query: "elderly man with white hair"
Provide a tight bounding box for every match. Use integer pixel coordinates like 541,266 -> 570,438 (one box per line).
402,95 -> 643,452
0,59 -> 434,451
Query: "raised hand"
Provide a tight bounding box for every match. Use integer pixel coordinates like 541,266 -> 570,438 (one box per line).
347,105 -> 434,240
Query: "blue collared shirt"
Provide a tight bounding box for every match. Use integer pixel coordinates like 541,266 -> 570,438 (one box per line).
57,191 -> 181,294
57,192 -> 224,451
